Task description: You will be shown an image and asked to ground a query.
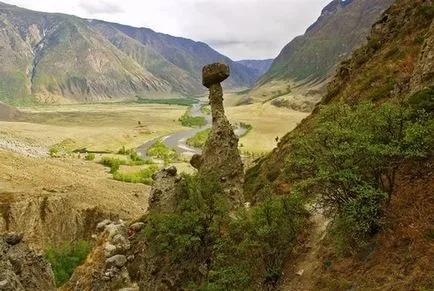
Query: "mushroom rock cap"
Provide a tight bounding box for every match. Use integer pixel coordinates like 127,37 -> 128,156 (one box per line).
202,63 -> 230,88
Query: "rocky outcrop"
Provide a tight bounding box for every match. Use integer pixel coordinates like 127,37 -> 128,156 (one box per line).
190,63 -> 244,206
410,20 -> 434,93
148,166 -> 182,213
0,233 -> 55,290
0,196 -> 118,251
62,220 -> 138,291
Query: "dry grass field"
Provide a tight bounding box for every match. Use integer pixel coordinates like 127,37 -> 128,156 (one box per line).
226,103 -> 309,153
1,103 -> 186,152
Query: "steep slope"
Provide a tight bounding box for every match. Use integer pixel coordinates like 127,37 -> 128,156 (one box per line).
246,0 -> 433,201
246,0 -> 394,108
92,21 -> 257,94
244,1 -> 433,288
0,2 -> 257,104
0,2 -> 170,104
236,59 -> 274,80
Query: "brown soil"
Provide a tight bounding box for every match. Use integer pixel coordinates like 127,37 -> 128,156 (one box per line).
0,150 -> 150,249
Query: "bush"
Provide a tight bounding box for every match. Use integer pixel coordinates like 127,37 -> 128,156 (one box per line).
331,184 -> 387,251
179,111 -> 207,127
117,145 -> 132,155
211,195 -> 307,288
100,157 -> 124,173
48,147 -> 59,157
112,165 -> 159,185
286,101 -> 434,249
239,122 -> 253,138
146,140 -> 177,163
144,173 -> 307,290
186,128 -> 211,148
45,240 -> 91,287
407,86 -> 434,112
84,153 -> 95,161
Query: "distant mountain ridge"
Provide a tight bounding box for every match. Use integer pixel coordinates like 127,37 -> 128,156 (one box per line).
236,59 -> 274,79
0,2 -> 261,104
247,0 -> 394,107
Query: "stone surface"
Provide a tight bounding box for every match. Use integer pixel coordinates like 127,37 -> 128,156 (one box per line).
148,167 -> 182,212
106,255 -> 127,269
190,153 -> 203,169
4,233 -> 23,246
164,166 -> 177,176
202,63 -> 230,88
0,235 -> 55,291
194,62 -> 245,207
129,222 -> 145,232
410,20 -> 434,93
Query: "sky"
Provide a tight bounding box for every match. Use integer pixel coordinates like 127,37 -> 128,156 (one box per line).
3,0 -> 332,60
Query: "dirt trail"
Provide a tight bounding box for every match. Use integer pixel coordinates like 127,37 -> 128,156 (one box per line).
280,208 -> 330,290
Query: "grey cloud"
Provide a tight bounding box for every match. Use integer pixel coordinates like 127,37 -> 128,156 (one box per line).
78,0 -> 124,15
5,0 -> 332,59
154,0 -> 331,59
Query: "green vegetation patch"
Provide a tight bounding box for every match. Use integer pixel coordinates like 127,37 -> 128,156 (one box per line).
239,122 -> 253,138
146,140 -> 177,163
286,101 -> 434,251
200,104 -> 211,115
100,154 -> 153,173
186,128 -> 211,148
144,173 -> 307,289
45,240 -> 92,287
408,86 -> 434,112
113,165 -> 159,185
178,110 -> 207,127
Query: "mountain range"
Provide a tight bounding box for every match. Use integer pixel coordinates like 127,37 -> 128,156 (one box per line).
0,2 -> 270,104
245,0 -> 395,109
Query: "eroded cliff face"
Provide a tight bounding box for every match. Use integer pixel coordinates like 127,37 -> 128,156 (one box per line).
0,233 -> 55,290
410,20 -> 434,93
0,151 -> 150,250
0,195 -> 117,250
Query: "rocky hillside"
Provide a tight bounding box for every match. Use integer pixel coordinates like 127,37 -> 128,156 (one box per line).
246,0 -> 394,108
247,0 -> 433,202
0,2 -> 258,104
245,1 -> 433,288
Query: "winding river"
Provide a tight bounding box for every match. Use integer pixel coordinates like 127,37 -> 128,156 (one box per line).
136,103 -> 245,157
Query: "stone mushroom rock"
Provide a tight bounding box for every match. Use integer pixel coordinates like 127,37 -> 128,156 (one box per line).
192,62 -> 245,207
202,63 -> 230,88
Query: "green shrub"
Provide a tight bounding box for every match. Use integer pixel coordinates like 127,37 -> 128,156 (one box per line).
179,111 -> 207,127
186,128 -> 211,148
239,122 -> 253,138
48,147 -> 59,157
146,140 -> 177,163
200,105 -> 211,115
117,145 -> 132,155
45,240 -> 91,287
144,173 -> 307,289
112,165 -> 158,185
286,101 -> 434,250
84,153 -> 95,161
407,86 -> 434,112
100,157 -> 124,173
331,184 -> 387,251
